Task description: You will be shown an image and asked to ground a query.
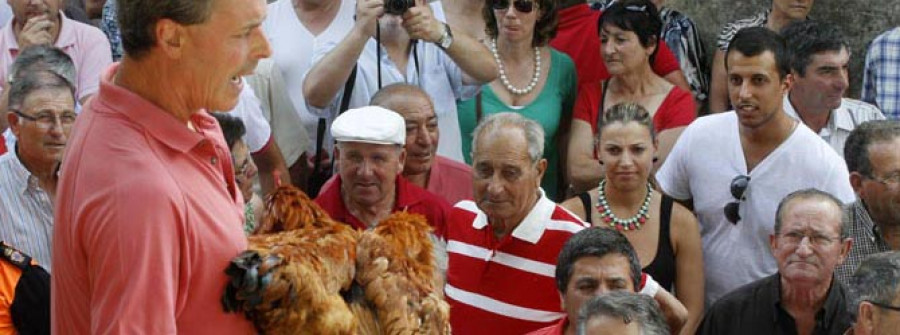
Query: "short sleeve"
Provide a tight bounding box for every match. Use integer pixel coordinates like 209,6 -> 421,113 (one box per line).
654,122 -> 694,200
229,84 -> 273,153
654,88 -> 696,131
573,81 -> 602,133
75,28 -> 113,100
650,41 -> 680,76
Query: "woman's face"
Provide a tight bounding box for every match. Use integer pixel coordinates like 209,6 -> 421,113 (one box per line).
493,0 -> 541,44
596,121 -> 656,191
600,23 -> 655,76
232,140 -> 257,201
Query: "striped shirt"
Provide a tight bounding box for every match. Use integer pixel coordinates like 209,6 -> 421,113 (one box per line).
862,27 -> 900,120
716,10 -> 768,51
783,96 -> 886,157
0,151 -> 54,271
445,191 -> 589,334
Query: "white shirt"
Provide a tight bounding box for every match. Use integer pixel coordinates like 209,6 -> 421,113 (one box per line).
0,151 -> 54,271
655,112 -> 855,306
307,3 -> 478,162
783,95 -> 887,157
227,81 -> 272,154
245,58 -> 308,166
262,0 -> 355,155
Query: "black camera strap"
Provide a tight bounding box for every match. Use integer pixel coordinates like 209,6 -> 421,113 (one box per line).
375,22 -> 421,90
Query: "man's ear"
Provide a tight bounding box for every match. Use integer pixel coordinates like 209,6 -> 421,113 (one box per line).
397,147 -> 407,175
781,73 -> 794,94
850,171 -> 865,194
535,158 -> 548,188
7,110 -> 20,138
155,18 -> 186,58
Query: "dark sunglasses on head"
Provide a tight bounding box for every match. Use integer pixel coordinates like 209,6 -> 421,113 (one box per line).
492,0 -> 535,13
724,175 -> 750,224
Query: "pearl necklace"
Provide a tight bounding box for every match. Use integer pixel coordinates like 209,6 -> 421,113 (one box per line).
491,39 -> 541,95
595,179 -> 653,231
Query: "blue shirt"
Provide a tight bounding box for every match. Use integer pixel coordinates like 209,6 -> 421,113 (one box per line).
863,27 -> 900,120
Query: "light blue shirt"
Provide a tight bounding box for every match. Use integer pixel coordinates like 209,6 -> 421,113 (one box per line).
0,150 -> 54,271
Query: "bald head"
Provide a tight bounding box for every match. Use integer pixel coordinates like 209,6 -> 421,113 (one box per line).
370,84 -> 439,177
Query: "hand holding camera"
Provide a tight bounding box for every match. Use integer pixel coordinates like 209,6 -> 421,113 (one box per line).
401,0 -> 444,44
354,0 -> 385,38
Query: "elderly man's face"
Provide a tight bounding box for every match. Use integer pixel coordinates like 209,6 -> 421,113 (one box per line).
770,198 -> 849,287
790,48 -> 850,113
856,137 -> 900,227
8,87 -> 75,172
562,255 -> 636,326
180,0 -> 271,113
391,94 -> 438,177
472,127 -> 546,224
337,142 -> 406,207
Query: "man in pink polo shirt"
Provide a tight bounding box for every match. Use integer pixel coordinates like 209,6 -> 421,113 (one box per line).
52,0 -> 271,333
0,0 -> 111,105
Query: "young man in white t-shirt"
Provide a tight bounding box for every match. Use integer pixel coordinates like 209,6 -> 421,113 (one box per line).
656,27 -> 855,306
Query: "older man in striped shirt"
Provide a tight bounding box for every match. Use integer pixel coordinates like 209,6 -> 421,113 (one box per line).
444,113 -> 590,334
0,70 -> 76,271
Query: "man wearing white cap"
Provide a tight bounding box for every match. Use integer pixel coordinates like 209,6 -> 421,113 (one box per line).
314,105 -> 452,235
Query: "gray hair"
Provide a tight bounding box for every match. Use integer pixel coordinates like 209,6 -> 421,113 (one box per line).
849,252 -> 900,318
844,120 -> 900,176
576,292 -> 669,335
8,45 -> 76,89
471,112 -> 544,164
8,70 -> 76,113
773,188 -> 849,239
118,0 -> 216,59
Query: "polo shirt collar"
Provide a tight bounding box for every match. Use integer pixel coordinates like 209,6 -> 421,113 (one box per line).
95,64 -> 210,153
395,175 -> 424,208
4,11 -> 75,52
472,188 -> 554,244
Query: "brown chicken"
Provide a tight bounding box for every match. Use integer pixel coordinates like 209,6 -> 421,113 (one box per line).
222,186 -> 450,335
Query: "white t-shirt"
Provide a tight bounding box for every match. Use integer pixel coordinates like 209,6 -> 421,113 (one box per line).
262,0 -> 355,155
307,2 -> 477,162
227,81 -> 272,154
655,112 -> 855,306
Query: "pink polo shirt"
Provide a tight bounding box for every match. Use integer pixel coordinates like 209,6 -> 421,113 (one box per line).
427,155 -> 473,205
0,12 -> 111,101
52,64 -> 254,334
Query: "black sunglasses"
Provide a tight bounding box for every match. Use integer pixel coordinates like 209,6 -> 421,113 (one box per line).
492,0 -> 535,13
724,175 -> 750,224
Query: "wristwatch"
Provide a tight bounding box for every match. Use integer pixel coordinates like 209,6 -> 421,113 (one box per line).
436,23 -> 453,50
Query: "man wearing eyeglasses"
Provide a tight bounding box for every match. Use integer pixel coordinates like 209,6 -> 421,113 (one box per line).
847,251 -> 900,335
698,189 -> 854,335
835,120 -> 900,285
0,70 -> 75,271
656,27 -> 855,307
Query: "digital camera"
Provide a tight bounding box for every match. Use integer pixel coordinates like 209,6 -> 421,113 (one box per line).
384,0 -> 415,15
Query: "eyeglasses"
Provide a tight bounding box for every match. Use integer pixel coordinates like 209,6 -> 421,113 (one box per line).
10,109 -> 76,130
867,300 -> 900,312
866,172 -> 900,187
724,175 -> 750,224
492,0 -> 535,13
778,231 -> 839,248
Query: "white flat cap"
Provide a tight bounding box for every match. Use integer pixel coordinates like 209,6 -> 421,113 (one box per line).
331,106 -> 406,146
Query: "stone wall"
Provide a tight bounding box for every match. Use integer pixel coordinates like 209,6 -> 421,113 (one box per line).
666,0 -> 900,98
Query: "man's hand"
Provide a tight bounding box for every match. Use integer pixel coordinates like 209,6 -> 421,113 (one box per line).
402,0 -> 443,43
355,0 -> 385,38
17,15 -> 55,49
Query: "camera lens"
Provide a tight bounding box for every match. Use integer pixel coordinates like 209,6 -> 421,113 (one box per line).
384,0 -> 414,15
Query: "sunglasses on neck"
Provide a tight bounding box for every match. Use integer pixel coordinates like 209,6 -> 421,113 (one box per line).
724,175 -> 750,224
492,0 -> 535,13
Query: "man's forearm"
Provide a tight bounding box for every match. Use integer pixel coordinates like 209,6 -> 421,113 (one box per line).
302,29 -> 370,108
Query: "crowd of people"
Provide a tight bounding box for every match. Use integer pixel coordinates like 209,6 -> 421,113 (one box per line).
0,0 -> 899,333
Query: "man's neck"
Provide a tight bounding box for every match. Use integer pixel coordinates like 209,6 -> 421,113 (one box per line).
767,9 -> 800,33
293,0 -> 341,36
342,187 -> 397,228
780,277 -> 831,321
789,93 -> 831,134
15,148 -> 55,187
114,58 -> 196,124
740,109 -> 795,145
404,170 -> 429,189
487,191 -> 540,240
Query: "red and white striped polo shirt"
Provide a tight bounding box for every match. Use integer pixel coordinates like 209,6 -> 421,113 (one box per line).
444,192 -> 589,335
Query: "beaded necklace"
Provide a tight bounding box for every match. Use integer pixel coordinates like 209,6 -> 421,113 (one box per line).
490,38 -> 541,95
595,179 -> 652,231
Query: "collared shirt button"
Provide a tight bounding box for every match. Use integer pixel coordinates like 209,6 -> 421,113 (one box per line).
211,157 -> 218,165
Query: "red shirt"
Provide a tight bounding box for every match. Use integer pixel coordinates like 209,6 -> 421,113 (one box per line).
526,318 -> 568,335
550,4 -> 680,84
53,64 -> 254,334
426,156 -> 473,205
315,175 -> 451,236
573,81 -> 696,133
0,138 -> 5,155
444,194 -> 589,335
